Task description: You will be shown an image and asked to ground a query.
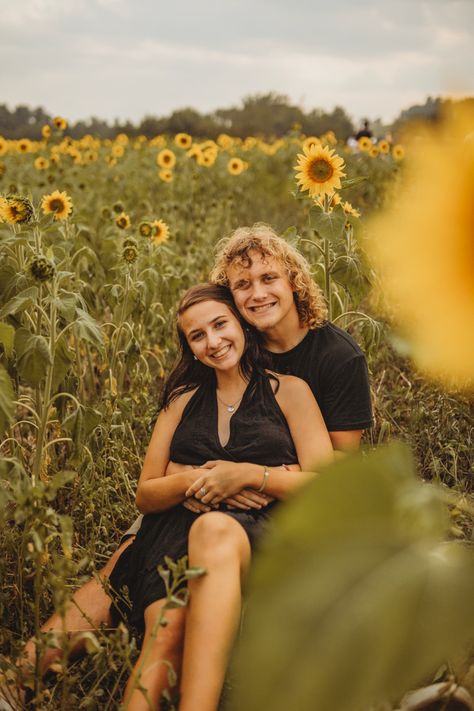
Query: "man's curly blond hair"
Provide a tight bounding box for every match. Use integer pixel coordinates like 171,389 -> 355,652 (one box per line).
210,223 -> 328,329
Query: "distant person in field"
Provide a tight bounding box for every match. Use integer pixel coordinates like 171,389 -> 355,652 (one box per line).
16,225 -> 373,706
355,119 -> 373,141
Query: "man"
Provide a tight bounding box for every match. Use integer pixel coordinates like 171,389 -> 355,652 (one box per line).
14,223 -> 372,703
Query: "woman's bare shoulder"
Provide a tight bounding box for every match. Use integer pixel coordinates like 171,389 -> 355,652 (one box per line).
162,387 -> 199,420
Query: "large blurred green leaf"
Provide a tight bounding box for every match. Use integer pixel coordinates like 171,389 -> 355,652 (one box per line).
51,334 -> 75,390
0,286 -> 38,319
0,364 -> 14,436
232,443 -> 474,711
14,327 -> 53,386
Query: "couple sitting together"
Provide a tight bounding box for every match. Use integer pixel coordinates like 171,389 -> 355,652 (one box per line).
19,224 -> 373,710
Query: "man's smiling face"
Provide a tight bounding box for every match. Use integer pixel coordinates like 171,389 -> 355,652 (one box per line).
226,250 -> 297,331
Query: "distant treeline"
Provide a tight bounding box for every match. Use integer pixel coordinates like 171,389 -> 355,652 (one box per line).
0,93 -> 473,140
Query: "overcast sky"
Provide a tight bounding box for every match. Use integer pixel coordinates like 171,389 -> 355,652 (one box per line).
2,0 -> 473,126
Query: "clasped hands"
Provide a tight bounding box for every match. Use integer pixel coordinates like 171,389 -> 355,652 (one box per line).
171,460 -> 274,514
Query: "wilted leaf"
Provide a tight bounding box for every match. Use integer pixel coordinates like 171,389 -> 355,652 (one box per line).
14,327 -> 52,386
232,444 -> 474,711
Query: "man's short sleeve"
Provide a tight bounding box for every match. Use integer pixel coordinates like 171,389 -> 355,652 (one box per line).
321,354 -> 373,432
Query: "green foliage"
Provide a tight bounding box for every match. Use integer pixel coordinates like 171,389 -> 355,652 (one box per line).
232,444 -> 474,711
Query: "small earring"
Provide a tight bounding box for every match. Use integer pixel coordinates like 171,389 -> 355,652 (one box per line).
193,355 -> 198,360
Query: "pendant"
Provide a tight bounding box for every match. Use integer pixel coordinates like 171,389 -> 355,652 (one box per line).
227,406 -> 235,413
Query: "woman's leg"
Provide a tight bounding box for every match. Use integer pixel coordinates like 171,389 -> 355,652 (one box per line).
178,512 -> 251,711
21,537 -> 136,677
123,602 -> 186,711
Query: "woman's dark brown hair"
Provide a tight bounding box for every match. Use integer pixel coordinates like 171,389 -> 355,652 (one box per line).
161,283 -> 276,408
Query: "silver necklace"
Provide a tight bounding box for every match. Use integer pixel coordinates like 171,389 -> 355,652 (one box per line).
216,392 -> 243,414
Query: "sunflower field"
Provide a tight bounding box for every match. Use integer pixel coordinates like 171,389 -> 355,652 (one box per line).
0,116 -> 473,710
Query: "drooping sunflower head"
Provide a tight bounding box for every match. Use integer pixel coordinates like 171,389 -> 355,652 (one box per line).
122,244 -> 139,264
0,195 -> 34,224
41,190 -> 73,221
174,133 -> 192,149
157,149 -> 177,169
227,158 -> 245,176
151,219 -> 170,245
294,144 -> 346,198
29,255 -> 56,282
115,212 -> 131,230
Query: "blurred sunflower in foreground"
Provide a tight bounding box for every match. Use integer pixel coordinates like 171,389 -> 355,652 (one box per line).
369,105 -> 474,387
294,144 -> 345,198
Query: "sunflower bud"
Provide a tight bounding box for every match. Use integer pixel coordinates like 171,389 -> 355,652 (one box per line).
29,255 -> 56,282
138,221 -> 153,237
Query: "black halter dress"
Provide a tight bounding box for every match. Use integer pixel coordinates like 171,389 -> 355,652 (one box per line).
109,370 -> 298,635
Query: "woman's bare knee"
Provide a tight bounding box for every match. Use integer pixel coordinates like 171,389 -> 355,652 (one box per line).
188,512 -> 251,568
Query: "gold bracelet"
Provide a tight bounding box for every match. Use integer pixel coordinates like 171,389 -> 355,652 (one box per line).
257,467 -> 269,492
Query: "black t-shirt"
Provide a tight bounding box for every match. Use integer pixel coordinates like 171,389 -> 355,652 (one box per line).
267,323 -> 373,432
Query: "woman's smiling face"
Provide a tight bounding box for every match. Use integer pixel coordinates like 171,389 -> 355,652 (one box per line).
180,300 -> 246,371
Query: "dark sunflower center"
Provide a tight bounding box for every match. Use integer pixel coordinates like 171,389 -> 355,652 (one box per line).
11,205 -> 20,217
163,155 -> 170,164
155,227 -> 162,237
309,158 -> 333,183
50,199 -> 64,212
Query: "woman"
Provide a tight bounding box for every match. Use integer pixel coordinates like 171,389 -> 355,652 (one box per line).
110,282 -> 333,711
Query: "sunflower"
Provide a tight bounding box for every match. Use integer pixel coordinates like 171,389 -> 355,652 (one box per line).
41,125 -> 51,139
186,145 -> 202,161
122,244 -> 139,264
198,151 -> 216,167
159,169 -> 173,183
302,136 -> 321,152
358,136 -> 372,152
342,201 -> 361,218
41,190 -> 73,220
151,219 -> 169,245
112,143 -> 125,158
174,133 -> 192,149
138,221 -> 153,237
369,145 -> 379,158
0,195 -> 34,224
378,139 -> 390,154
392,144 -> 405,161
227,158 -> 245,176
157,149 -> 176,169
0,137 -> 8,155
53,116 -> 68,131
17,139 -> 32,153
314,192 -> 341,210
115,212 -> 131,230
217,133 -> 233,149
368,106 -> 474,385
34,157 -> 49,171
294,144 -> 346,198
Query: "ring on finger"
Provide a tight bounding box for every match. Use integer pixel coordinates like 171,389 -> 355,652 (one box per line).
199,486 -> 207,497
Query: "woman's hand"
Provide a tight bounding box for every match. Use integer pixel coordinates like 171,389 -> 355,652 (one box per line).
185,460 -> 259,506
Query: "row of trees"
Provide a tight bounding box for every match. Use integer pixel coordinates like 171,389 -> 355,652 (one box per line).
0,94 -> 354,140
1,93 -> 472,141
